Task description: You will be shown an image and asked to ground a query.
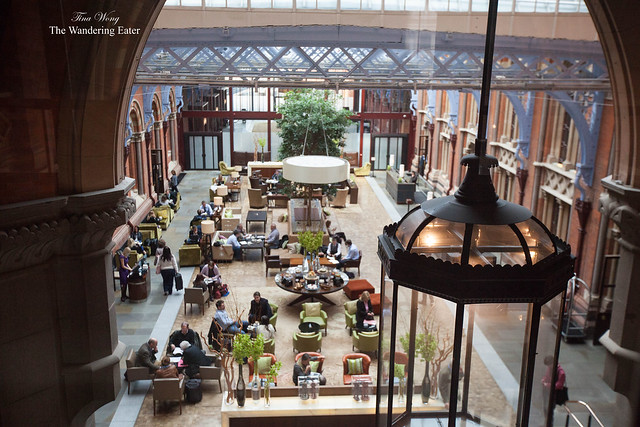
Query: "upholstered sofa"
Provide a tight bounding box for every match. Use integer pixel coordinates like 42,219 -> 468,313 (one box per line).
212,230 -> 235,262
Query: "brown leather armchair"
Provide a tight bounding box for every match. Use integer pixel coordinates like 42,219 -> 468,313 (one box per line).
342,353 -> 371,385
265,255 -> 281,276
248,188 -> 267,209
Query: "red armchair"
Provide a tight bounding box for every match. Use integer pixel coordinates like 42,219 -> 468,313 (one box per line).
342,353 -> 371,385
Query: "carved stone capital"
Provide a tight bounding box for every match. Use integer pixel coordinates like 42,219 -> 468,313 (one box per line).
600,176 -> 640,252
0,178 -> 136,273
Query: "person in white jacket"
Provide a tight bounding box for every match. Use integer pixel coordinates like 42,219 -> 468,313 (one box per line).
156,246 -> 178,295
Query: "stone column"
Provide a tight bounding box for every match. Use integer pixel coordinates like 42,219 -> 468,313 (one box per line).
0,178 -> 135,426
132,132 -> 145,196
599,176 -> 640,427
153,120 -> 163,150
168,112 -> 177,161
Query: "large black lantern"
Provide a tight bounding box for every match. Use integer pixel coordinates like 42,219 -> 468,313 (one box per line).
375,1 -> 574,425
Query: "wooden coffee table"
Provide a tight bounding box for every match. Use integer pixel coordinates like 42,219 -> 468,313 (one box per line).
246,210 -> 267,232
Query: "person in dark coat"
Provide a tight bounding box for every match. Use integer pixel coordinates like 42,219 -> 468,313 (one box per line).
134,338 -> 159,373
180,341 -> 212,378
169,321 -> 197,352
248,291 -> 273,324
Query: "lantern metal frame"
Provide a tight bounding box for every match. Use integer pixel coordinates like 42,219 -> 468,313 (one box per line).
375,0 -> 575,425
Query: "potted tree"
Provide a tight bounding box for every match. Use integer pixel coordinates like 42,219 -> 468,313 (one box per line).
400,330 -> 437,403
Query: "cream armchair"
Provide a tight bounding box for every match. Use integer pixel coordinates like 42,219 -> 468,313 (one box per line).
152,377 -> 185,415
248,188 -> 267,209
331,187 -> 349,208
124,349 -> 155,394
184,287 -> 210,315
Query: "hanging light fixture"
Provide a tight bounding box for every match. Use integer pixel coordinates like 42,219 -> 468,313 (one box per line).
282,92 -> 350,227
376,1 -> 574,425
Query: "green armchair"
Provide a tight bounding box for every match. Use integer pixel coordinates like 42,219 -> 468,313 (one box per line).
269,302 -> 278,331
299,302 -> 328,335
344,300 -> 358,333
352,330 -> 379,358
353,162 -> 371,177
264,338 -> 275,354
219,161 -> 241,176
179,244 -> 201,267
293,331 -> 322,353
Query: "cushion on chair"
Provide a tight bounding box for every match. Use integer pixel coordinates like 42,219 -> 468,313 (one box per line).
345,300 -> 358,315
257,356 -> 272,374
394,363 -> 406,378
347,358 -> 364,375
305,302 -> 322,317
310,360 -> 320,372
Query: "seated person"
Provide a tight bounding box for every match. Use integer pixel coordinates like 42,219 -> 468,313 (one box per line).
235,224 -> 246,238
155,356 -> 183,380
214,300 -> 247,334
191,209 -> 208,225
337,239 -> 360,269
157,194 -> 174,209
168,187 -> 179,204
356,291 -> 377,331
249,291 -> 273,324
409,170 -> 418,183
257,315 -> 275,341
226,230 -> 243,260
130,225 -> 143,243
320,236 -> 342,260
271,170 -> 282,181
293,353 -> 326,386
193,273 -> 208,293
134,338 -> 159,373
127,237 -> 145,255
201,260 -> 222,299
265,223 -> 280,253
200,200 -> 213,217
180,341 -> 212,379
186,225 -> 201,245
169,321 -> 197,353
143,211 -> 162,224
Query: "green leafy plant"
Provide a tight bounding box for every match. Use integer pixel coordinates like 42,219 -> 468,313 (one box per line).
265,360 -> 282,385
232,333 -> 264,364
399,332 -> 437,363
276,89 -> 351,160
387,165 -> 392,171
394,362 -> 406,379
257,137 -> 266,149
298,230 -> 324,254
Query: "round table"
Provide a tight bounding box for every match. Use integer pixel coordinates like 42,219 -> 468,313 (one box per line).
275,268 -> 349,306
299,321 -> 321,333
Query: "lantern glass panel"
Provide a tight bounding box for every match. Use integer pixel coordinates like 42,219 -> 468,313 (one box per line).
469,224 -> 526,266
395,208 -> 429,248
515,219 -> 556,263
407,218 -> 466,262
528,294 -> 565,425
406,295 -> 458,413
465,303 -> 526,424
389,285 -> 413,414
377,278 -> 394,424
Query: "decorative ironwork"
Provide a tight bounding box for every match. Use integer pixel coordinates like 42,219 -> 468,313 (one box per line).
136,26 -> 609,90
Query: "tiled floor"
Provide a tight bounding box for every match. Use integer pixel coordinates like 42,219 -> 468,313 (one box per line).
94,170 -> 617,427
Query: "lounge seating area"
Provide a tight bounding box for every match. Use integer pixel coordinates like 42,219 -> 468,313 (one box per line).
119,170 -> 392,421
